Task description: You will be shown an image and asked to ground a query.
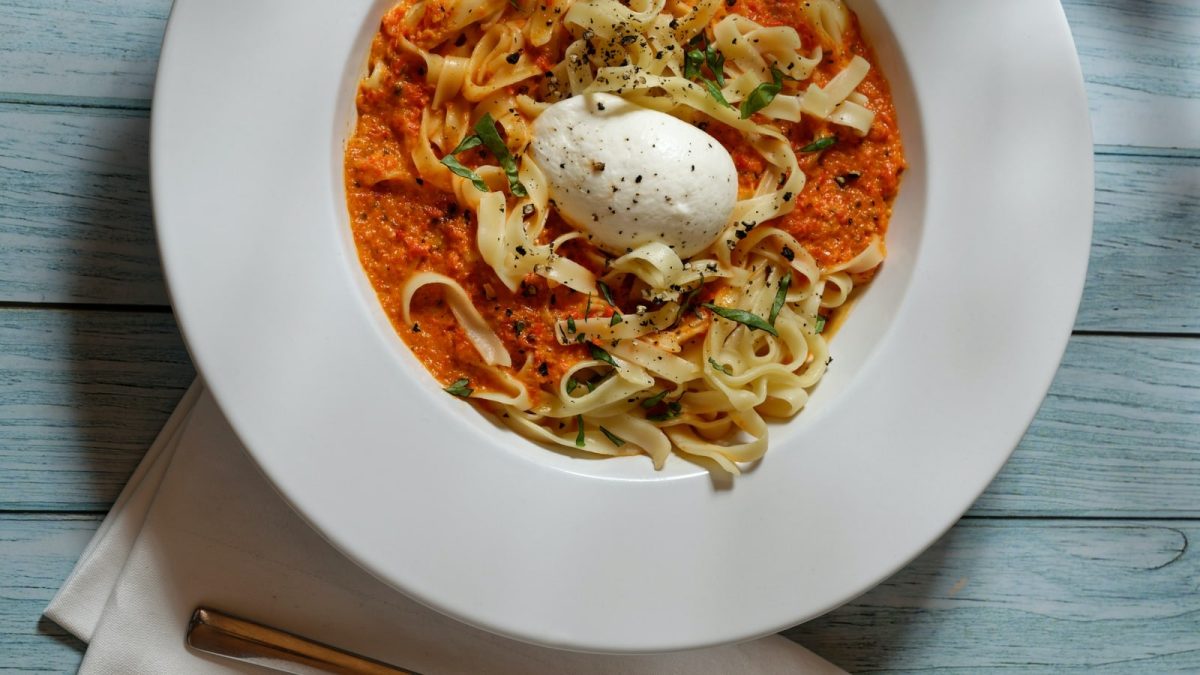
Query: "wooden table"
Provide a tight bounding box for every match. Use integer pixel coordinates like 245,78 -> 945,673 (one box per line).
1,1 -> 1197,671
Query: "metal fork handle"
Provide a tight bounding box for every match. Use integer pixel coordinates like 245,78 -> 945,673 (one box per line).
187,607 -> 420,675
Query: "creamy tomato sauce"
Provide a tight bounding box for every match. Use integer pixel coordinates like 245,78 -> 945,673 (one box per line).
346,4 -> 905,401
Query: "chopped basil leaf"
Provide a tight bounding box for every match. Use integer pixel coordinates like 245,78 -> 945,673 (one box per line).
705,43 -> 726,87
684,49 -> 705,80
814,315 -> 826,334
702,303 -> 779,336
575,415 -> 586,447
566,316 -> 576,333
800,135 -> 837,153
701,78 -> 730,108
769,272 -> 791,325
448,134 -> 483,155
439,154 -> 489,192
444,378 -> 473,397
610,313 -> 623,326
473,113 -> 528,197
584,371 -> 613,392
740,67 -> 784,119
647,401 -> 682,422
708,357 -> 733,375
590,344 -> 618,368
514,320 -> 526,336
566,376 -> 580,394
641,389 -> 670,408
599,426 -> 626,447
584,294 -> 592,319
597,280 -> 617,307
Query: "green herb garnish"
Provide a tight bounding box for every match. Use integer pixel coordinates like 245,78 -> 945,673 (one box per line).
585,372 -> 613,392
701,78 -> 730,108
444,378 -> 473,397
473,113 -> 528,196
769,272 -> 791,325
597,280 -> 617,308
641,389 -> 671,408
740,67 -> 784,119
514,320 -> 526,336
799,135 -> 837,153
590,344 -> 618,368
702,303 -> 779,336
610,313 -> 623,326
600,426 -> 626,447
566,316 -> 576,333
708,357 -> 733,375
705,43 -> 726,87
566,376 -> 580,394
575,415 -> 586,447
814,315 -> 826,334
684,49 -> 705,80
648,400 -> 683,422
439,155 -> 488,192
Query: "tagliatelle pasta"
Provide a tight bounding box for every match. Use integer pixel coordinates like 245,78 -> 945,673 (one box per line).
345,0 -> 905,473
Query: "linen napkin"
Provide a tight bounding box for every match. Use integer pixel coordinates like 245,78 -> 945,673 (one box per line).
44,381 -> 844,674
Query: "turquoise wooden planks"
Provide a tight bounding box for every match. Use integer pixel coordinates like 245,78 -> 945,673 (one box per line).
0,309 -> 1195,515
1063,0 -> 1200,150
1078,153 -> 1200,332
0,103 -> 167,305
3,515 -> 1197,672
973,336 -> 1200,516
0,0 -> 167,106
786,519 -> 1200,672
0,309 -> 193,511
0,515 -> 96,674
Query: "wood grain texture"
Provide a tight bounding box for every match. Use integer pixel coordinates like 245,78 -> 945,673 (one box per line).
1078,153 -> 1200,332
1063,0 -> 1200,150
786,519 -> 1200,672
973,336 -> 1200,516
0,0 -> 166,105
0,309 -> 193,511
3,515 -> 1197,673
0,104 -> 167,305
0,515 -> 96,674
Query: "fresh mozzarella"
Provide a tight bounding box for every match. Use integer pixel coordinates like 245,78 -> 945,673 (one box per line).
531,93 -> 738,259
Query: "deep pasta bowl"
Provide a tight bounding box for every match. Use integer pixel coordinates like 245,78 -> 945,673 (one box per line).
152,0 -> 1092,653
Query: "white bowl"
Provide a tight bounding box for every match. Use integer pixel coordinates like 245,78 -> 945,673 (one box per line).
152,0 -> 1092,652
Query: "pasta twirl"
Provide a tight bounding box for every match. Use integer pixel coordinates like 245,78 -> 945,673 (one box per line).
345,0 -> 905,473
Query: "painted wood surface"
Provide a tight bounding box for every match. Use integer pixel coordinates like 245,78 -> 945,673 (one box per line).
785,519 -> 1200,672
0,516 -> 95,674
3,515 -> 1198,672
2,104 -> 1197,327
0,0 -> 167,106
0,104 -> 166,306
1079,153 -> 1200,333
1062,0 -> 1200,150
0,309 -> 193,511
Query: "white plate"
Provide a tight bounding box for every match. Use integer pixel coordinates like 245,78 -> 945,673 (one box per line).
152,0 -> 1092,653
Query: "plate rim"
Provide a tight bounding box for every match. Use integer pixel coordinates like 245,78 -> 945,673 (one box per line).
151,0 -> 1093,653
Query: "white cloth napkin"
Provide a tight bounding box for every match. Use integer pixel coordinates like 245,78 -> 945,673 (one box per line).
43,381 -> 844,674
